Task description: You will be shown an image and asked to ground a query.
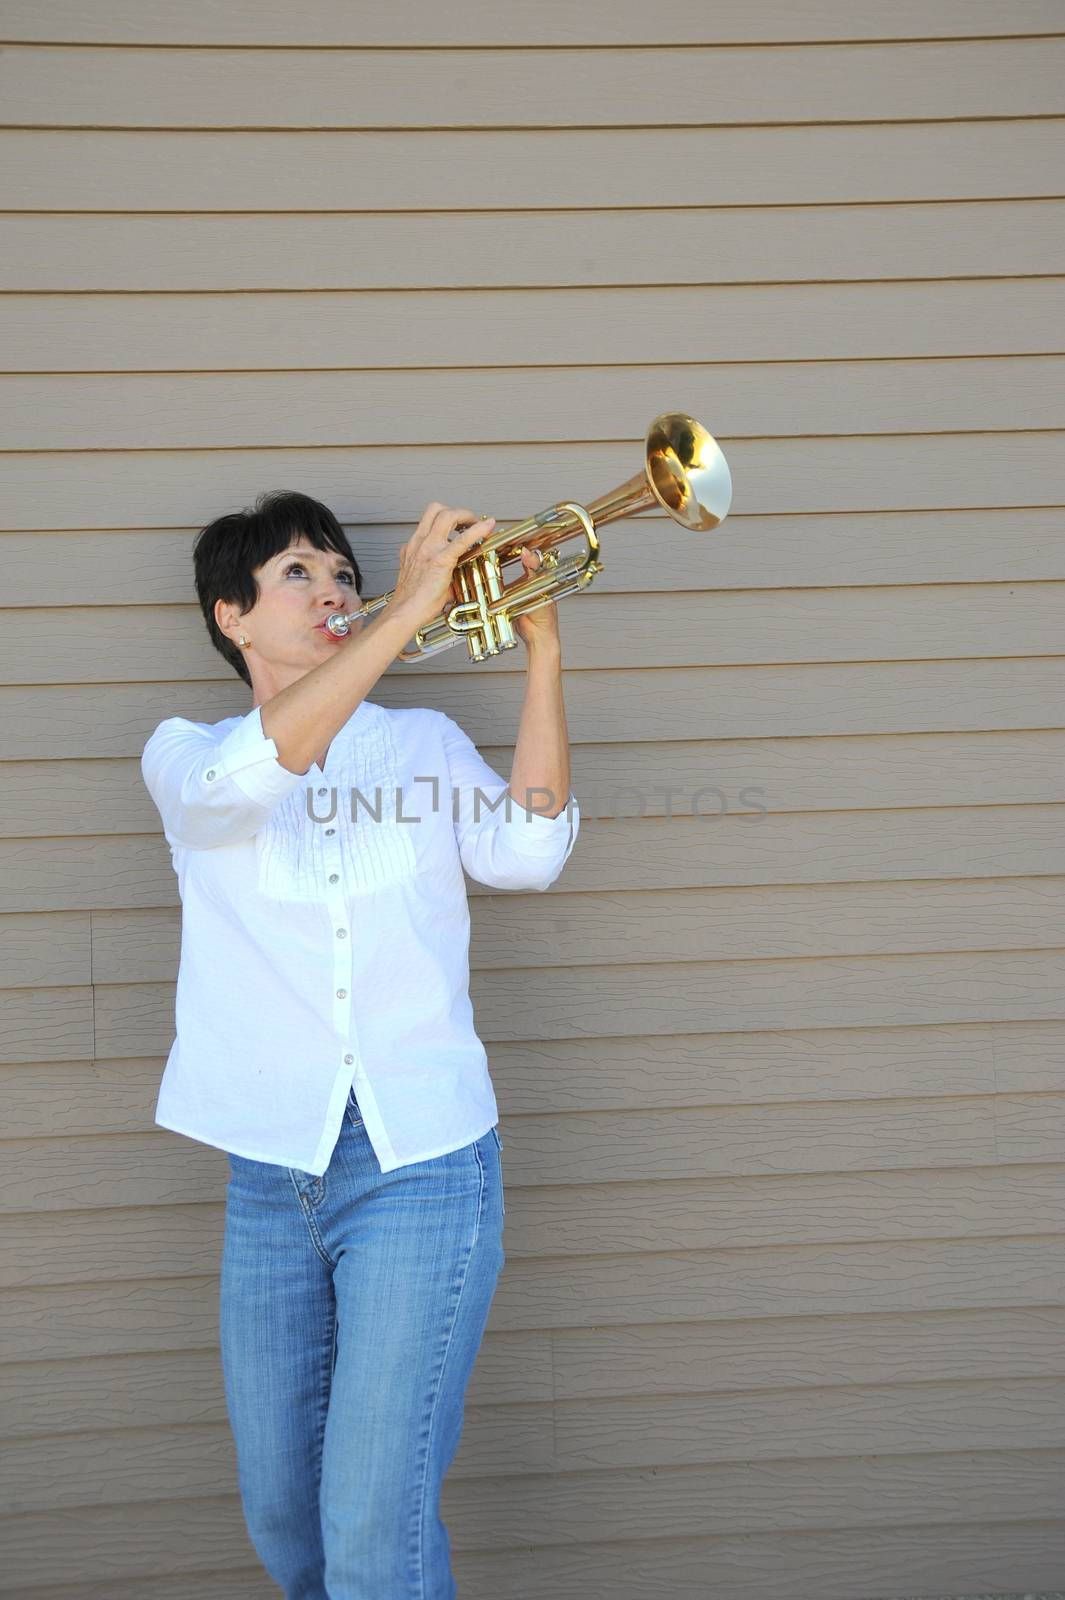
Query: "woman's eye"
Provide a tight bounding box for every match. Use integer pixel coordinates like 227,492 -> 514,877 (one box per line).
284,561 -> 354,584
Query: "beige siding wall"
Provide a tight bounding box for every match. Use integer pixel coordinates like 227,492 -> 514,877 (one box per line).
1,5 -> 1063,1595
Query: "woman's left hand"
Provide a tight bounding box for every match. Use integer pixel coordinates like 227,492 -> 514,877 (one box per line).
512,546 -> 561,651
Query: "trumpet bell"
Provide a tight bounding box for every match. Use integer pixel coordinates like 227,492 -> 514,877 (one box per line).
645,412 -> 732,531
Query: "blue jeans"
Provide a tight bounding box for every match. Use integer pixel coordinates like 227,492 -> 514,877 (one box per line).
219,1088 -> 506,1599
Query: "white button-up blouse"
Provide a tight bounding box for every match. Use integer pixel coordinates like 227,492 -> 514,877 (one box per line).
140,698 -> 580,1175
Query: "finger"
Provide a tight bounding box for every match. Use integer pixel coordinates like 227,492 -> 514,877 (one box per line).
452,514 -> 496,548
409,501 -> 444,546
430,506 -> 478,543
402,505 -> 446,560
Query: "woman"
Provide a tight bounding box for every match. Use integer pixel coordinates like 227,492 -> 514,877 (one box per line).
140,489 -> 580,1599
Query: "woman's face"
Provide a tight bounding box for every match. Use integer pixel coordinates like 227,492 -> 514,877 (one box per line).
217,536 -> 366,702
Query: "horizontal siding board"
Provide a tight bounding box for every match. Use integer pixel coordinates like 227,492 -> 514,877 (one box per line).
6,1138 -> 1065,1274
4,511 -> 1064,607
463,877 -> 1065,969
994,1091 -> 1065,1161
5,1091 -> 1041,1188
2,661 -> 1062,757
0,1395 -> 1064,1553
5,1235 -> 1062,1341
9,356 -> 1065,451
2,0 -> 1061,45
86,950 -> 1065,1059
0,1337 -> 549,1432
3,1020 -> 1062,1134
3,123 -> 1063,211
466,949 -> 1065,1045
5,39 -> 1063,127
5,281 -> 1062,372
6,1081 -> 1063,1212
251,1454 -> 1065,1579
4,200 -> 1064,291
3,1527 -> 1065,1600
0,1493 -> 305,1596
0,1058 -> 166,1139
554,1308 -> 1065,1400
2,805 -> 1063,913
5,1153 -> 1065,1268
490,1235 -> 1065,1330
0,760 -> 164,839
488,1020 -> 1065,1106
3,434 -> 1065,531
0,913 -> 89,986
3,730 -> 1065,837
206,1090 -> 1024,1184
51,877 -> 1065,989
0,839 -> 182,916
553,1378 -> 1065,1470
0,987 -> 92,1065
3,1381 -> 1065,1519
991,1019 -> 1065,1091
6,583 -> 1065,684
6,1525 -> 1065,1600
6,1147 -> 1065,1300
80,876 -> 1065,981
0,1060 -> 157,1143
3,1021 -> 1060,1136
3,1019 -> 1060,1136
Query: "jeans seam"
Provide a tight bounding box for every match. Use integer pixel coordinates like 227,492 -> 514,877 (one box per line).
286,1168 -> 337,1267
411,1136 -> 486,1598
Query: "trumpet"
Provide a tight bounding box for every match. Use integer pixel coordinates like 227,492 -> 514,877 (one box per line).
324,411 -> 732,662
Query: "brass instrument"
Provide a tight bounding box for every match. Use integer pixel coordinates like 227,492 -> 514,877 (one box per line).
324,411 -> 732,662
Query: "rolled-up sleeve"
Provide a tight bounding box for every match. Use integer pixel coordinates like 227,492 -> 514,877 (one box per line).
141,706 -> 310,850
438,712 -> 580,892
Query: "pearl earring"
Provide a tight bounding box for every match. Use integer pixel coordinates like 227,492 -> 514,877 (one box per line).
239,634 -> 250,648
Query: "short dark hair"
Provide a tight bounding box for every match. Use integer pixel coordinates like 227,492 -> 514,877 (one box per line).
193,490 -> 363,688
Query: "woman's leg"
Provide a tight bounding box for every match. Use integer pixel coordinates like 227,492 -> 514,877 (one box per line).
219,1148 -> 336,1600
317,1117 -> 506,1600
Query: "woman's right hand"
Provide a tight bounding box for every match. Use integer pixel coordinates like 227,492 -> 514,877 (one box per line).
388,504 -> 496,631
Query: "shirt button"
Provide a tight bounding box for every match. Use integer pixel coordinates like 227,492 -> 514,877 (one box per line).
337,988 -> 347,999
329,873 -> 339,884
325,827 -> 336,836
206,769 -> 216,781
317,786 -> 328,796
336,928 -> 347,938
344,1053 -> 354,1065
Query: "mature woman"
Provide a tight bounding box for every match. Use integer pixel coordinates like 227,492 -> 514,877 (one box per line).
140,489 -> 580,1599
